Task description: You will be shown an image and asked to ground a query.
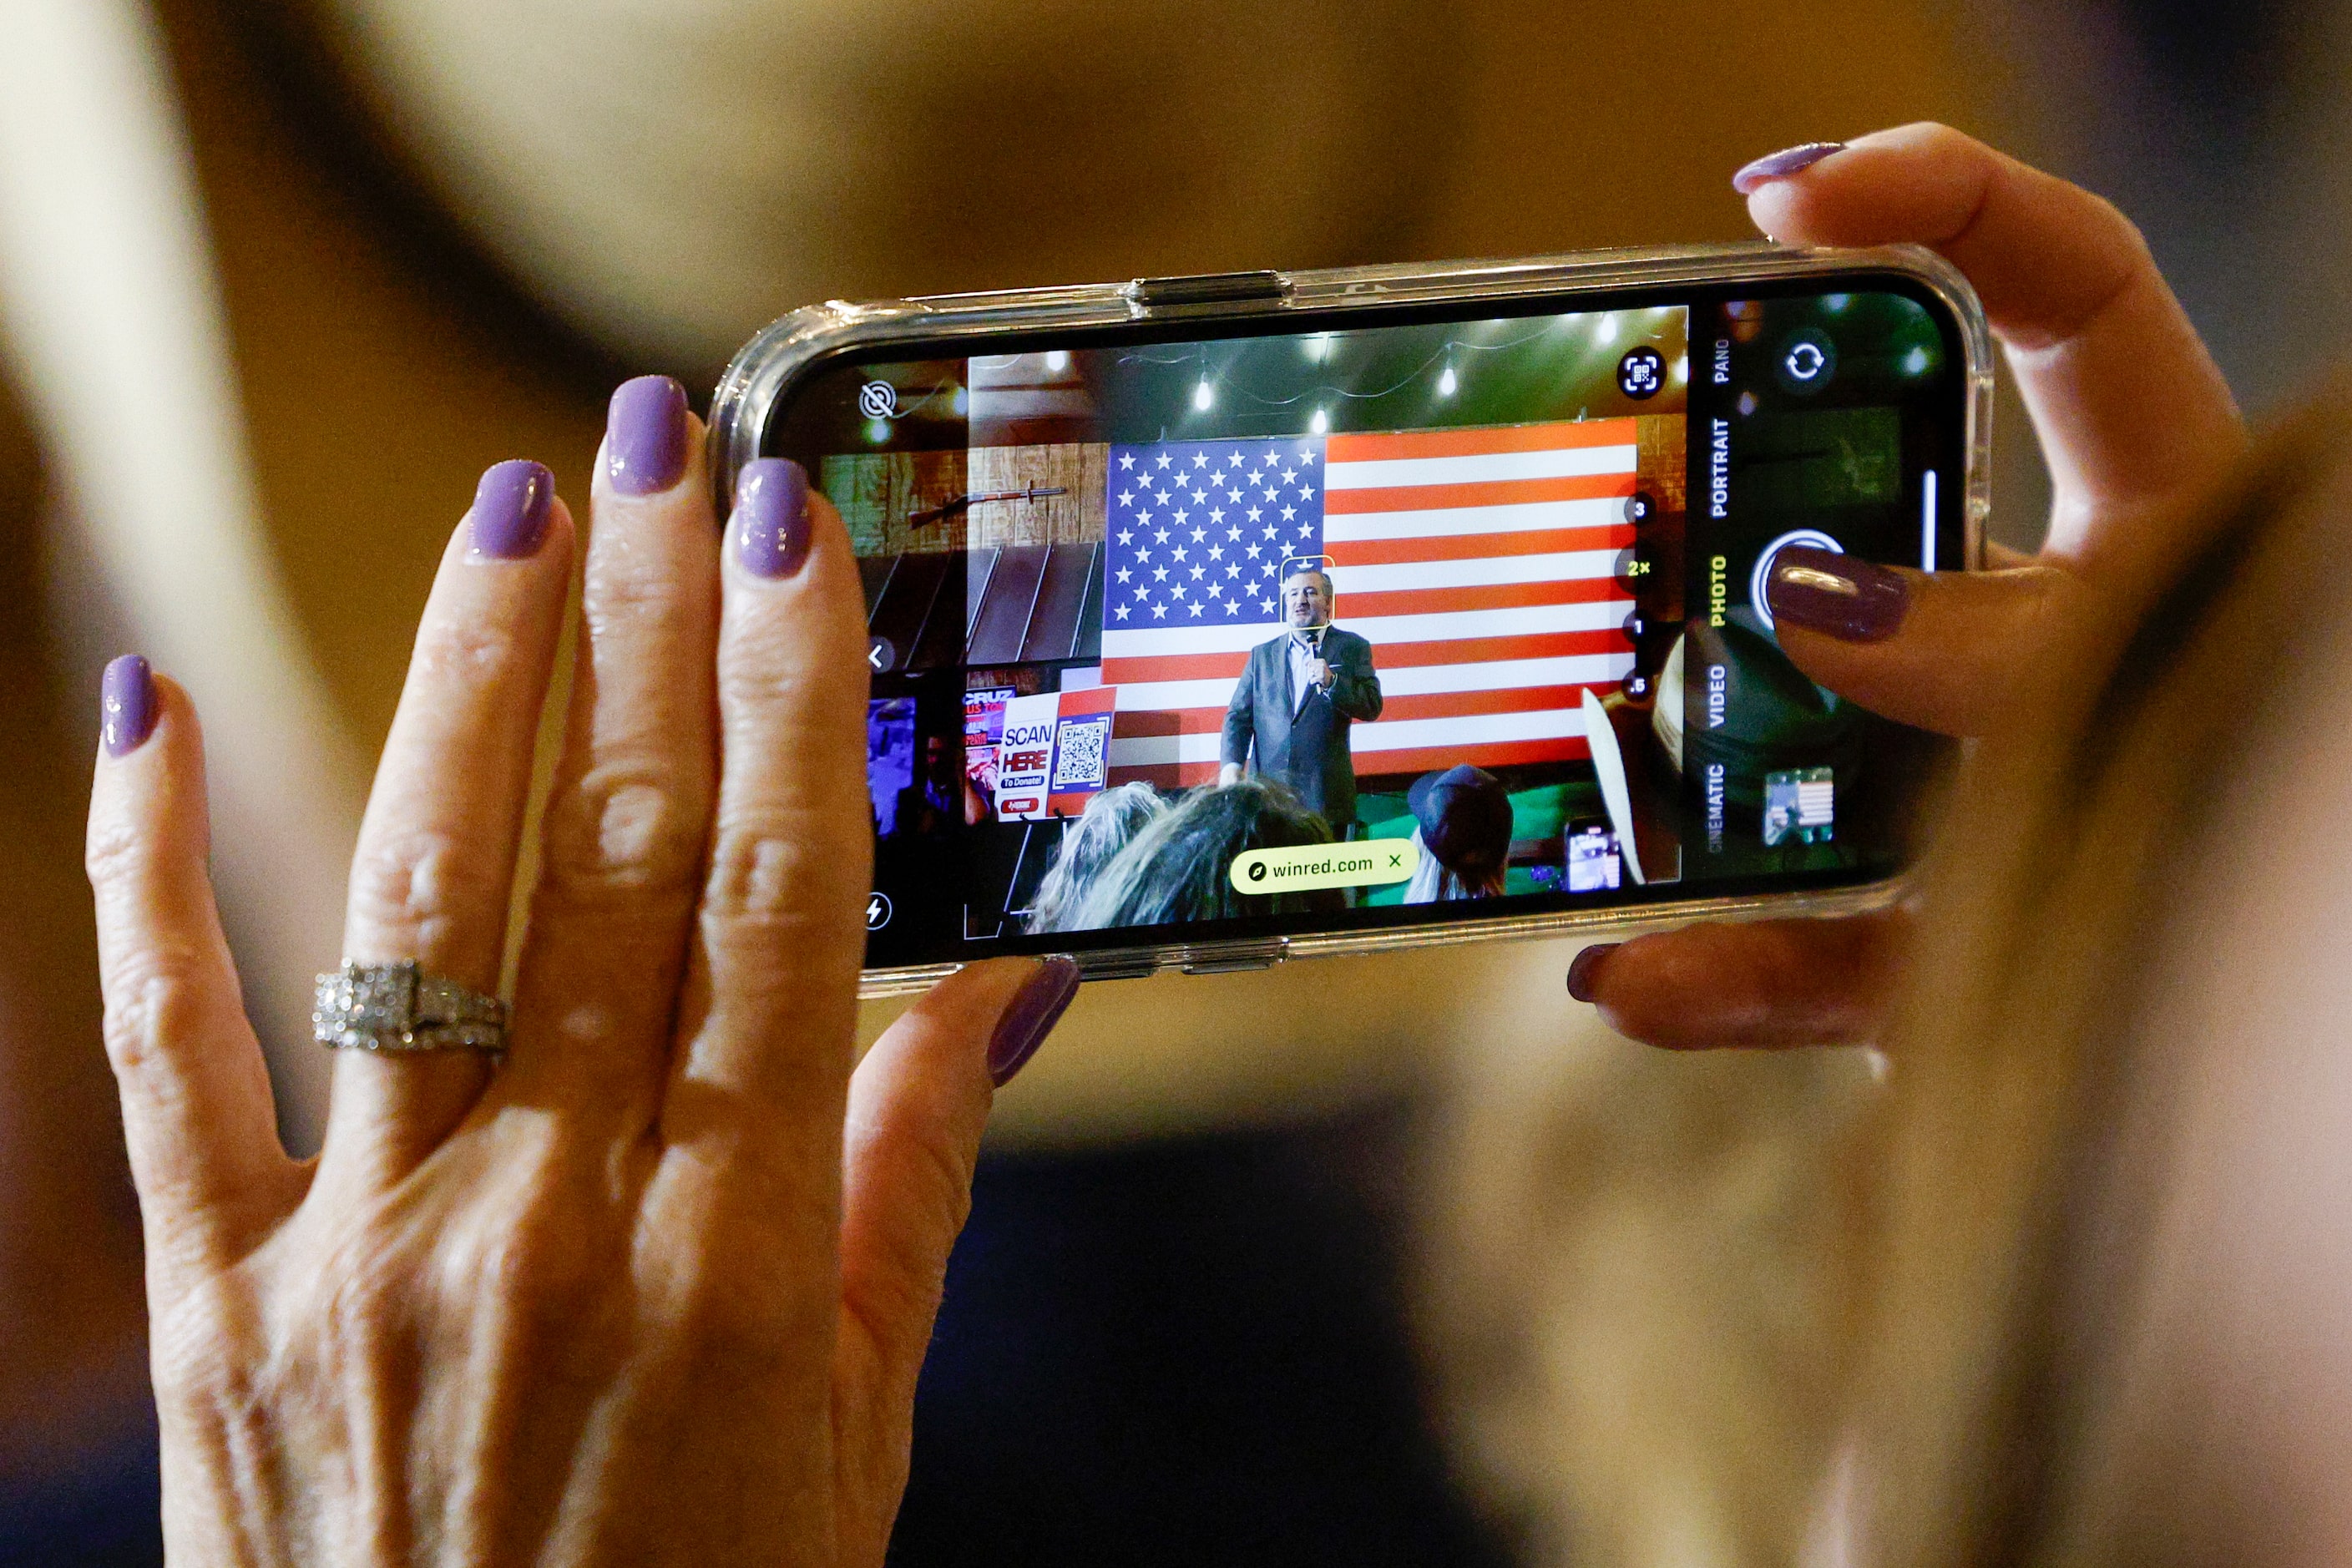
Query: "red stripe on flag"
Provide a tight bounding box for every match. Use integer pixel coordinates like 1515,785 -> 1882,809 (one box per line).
1324,473 -> 1636,514
1342,580 -> 1633,619
1373,685 -> 1616,723
1353,736 -> 1595,779
1325,524 -> 1633,566
1111,707 -> 1228,736
1326,420 -> 1638,462
1103,626 -> 1633,687
1101,652 -> 1249,685
1375,630 -> 1632,668
1106,761 -> 1220,790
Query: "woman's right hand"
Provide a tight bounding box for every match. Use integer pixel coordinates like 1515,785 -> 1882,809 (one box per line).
1570,124 -> 2247,1049
85,382 -> 1078,1565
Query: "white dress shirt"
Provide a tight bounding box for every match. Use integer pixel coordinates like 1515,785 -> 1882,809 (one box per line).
1287,629 -> 1327,716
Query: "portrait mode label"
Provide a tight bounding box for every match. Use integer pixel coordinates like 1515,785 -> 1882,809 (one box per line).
1228,839 -> 1420,894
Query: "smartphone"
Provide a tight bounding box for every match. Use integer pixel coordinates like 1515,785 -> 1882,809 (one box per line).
711,245 -> 1990,994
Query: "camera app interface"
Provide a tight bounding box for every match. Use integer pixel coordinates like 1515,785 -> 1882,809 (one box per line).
765,283 -> 1964,967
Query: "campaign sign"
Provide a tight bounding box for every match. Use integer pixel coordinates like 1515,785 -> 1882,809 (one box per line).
994,692 -> 1060,821
964,686 -> 1014,802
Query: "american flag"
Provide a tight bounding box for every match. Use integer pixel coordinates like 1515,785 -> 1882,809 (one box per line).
1101,421 -> 1641,786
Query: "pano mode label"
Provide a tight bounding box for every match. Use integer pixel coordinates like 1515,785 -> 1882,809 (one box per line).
1228,839 -> 1421,895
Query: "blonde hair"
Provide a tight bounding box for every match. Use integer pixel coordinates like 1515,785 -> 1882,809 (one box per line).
1859,394 -> 2352,1565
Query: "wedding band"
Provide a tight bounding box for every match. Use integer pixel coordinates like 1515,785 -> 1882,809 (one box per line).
313,960 -> 507,1056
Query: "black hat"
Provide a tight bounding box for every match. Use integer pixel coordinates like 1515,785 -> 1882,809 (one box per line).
1407,765 -> 1513,875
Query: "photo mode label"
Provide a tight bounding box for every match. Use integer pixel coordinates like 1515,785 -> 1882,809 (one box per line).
1228,839 -> 1420,895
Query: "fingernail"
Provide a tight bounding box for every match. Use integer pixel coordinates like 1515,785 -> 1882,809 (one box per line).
736,458 -> 811,579
989,956 -> 1080,1087
1565,943 -> 1618,1004
468,459 -> 554,559
1732,140 -> 1847,195
101,654 -> 156,757
606,375 -> 689,496
1766,545 -> 1910,641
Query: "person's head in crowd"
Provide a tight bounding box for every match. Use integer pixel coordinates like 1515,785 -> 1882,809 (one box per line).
1026,781 -> 1168,934
1069,778 -> 1336,929
1849,397 -> 2352,1564
1402,765 -> 1512,903
1285,566 -> 1335,632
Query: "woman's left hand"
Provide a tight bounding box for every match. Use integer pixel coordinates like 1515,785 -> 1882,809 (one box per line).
85,379 -> 1075,1564
1568,125 -> 2247,1049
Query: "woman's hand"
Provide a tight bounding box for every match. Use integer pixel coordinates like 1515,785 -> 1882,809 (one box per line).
85,378 -> 1078,1564
1570,124 -> 2246,1048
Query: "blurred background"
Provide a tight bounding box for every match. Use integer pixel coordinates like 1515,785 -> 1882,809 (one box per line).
0,0 -> 2340,1561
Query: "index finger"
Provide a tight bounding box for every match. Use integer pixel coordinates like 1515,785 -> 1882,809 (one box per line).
1743,123 -> 2244,567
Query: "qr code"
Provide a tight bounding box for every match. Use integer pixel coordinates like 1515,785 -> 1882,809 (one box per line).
1050,717 -> 1110,789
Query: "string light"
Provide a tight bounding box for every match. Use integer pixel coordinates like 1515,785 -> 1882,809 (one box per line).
1044,349 -> 1070,372
1310,408 -> 1329,433
1193,379 -> 1215,411
1437,364 -> 1458,397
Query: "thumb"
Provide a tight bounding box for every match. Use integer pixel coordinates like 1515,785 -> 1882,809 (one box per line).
1763,546 -> 2082,736
829,955 -> 1079,1559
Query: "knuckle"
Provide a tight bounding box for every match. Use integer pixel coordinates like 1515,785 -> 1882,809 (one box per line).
84,812 -> 154,890
541,767 -> 706,910
346,824 -> 508,941
410,615 -> 530,689
664,1245 -> 801,1374
1909,120 -> 1971,156
584,552 -> 696,637
101,944 -> 225,1077
319,1236 -> 417,1356
148,1277 -> 271,1420
853,1138 -> 973,1329
702,813 -> 863,933
717,654 -> 863,738
444,1206 -> 597,1332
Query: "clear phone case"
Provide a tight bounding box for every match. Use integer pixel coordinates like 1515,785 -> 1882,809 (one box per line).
709,242 -> 1993,996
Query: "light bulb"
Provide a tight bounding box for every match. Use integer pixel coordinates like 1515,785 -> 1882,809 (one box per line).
1194,379 -> 1215,411
1044,350 -> 1070,372
1438,365 -> 1457,397
1310,408 -> 1329,434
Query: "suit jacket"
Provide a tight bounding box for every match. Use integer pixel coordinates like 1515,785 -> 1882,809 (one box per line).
1220,626 -> 1383,827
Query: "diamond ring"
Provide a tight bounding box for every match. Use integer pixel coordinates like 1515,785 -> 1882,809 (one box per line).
313,960 -> 507,1056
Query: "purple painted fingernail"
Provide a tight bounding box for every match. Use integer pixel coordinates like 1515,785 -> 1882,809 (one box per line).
1565,943 -> 1618,1004
468,459 -> 554,559
736,458 -> 811,579
989,956 -> 1080,1087
1767,545 -> 1911,642
101,654 -> 156,757
606,375 -> 689,496
1732,141 -> 1847,195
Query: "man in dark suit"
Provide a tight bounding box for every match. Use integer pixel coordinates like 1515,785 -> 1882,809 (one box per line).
1219,565 -> 1383,832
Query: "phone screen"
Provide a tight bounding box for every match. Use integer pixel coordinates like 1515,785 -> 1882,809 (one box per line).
761,276 -> 1968,970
